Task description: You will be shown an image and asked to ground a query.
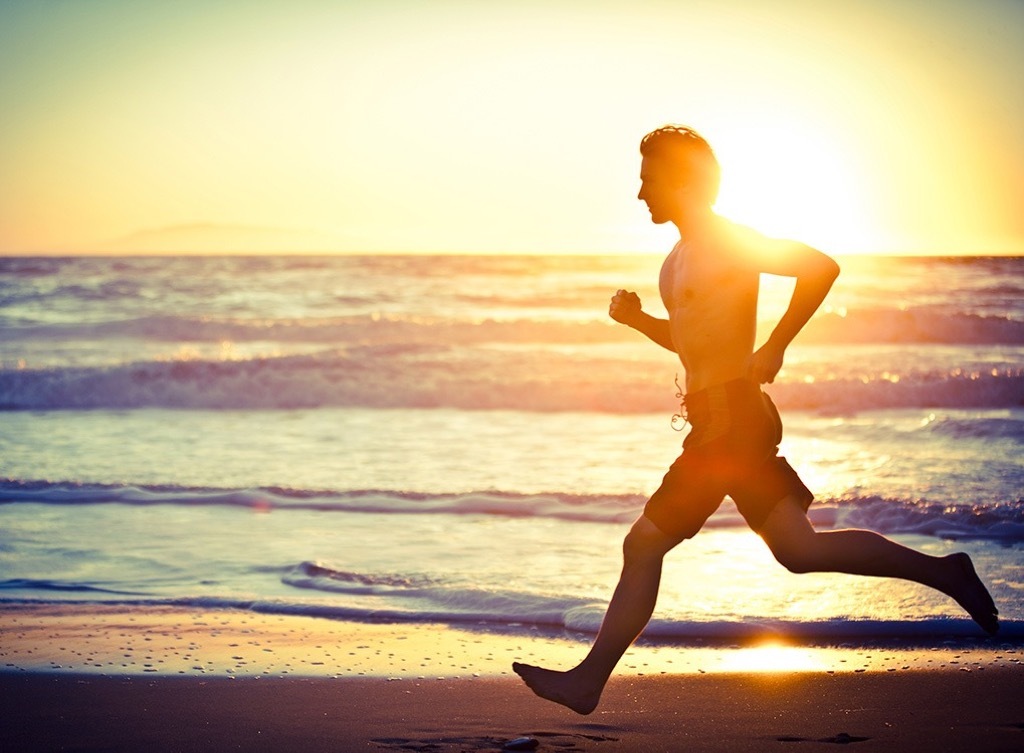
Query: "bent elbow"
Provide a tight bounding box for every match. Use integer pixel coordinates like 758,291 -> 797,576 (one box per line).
821,256 -> 840,283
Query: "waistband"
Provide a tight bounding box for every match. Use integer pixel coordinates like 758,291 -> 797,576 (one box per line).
683,378 -> 762,424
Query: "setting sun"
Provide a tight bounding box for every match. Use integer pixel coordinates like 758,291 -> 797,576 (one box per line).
712,119 -> 872,253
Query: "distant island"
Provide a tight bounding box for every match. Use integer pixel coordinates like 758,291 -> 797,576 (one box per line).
100,223 -> 343,254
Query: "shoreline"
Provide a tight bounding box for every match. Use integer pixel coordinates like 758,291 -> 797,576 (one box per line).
3,604 -> 1023,752
2,603 -> 1020,678
3,603 -> 1022,678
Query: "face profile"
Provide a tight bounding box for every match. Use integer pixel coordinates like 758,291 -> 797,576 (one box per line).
637,156 -> 683,225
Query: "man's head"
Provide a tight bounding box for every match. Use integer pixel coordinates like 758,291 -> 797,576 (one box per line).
637,125 -> 720,225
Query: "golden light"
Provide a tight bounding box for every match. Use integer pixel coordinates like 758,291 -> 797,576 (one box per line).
715,641 -> 826,673
1,1 -> 1020,255
712,119 -> 875,255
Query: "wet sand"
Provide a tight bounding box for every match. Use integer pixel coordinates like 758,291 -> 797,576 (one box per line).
2,605 -> 1022,752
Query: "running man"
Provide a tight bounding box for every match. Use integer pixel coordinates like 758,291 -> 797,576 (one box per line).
513,125 -> 999,715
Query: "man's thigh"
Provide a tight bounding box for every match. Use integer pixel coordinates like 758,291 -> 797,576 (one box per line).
643,449 -> 728,541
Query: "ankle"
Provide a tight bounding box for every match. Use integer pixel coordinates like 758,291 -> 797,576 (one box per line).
573,658 -> 614,689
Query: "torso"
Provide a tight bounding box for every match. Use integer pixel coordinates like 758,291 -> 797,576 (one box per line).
659,220 -> 760,393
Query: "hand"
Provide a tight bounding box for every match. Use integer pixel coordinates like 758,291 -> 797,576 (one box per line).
609,289 -> 643,326
746,341 -> 784,384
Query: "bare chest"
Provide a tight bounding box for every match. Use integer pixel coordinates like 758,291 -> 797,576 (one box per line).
659,246 -> 751,313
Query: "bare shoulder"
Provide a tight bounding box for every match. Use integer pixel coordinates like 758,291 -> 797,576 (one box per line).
715,218 -> 838,279
713,219 -> 781,264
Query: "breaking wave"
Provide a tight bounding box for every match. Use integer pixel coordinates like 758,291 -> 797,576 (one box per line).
3,479 -> 1022,542
3,307 -> 1022,346
1,351 -> 1021,412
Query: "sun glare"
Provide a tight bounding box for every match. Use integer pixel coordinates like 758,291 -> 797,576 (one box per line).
716,641 -> 826,673
713,121 -> 874,254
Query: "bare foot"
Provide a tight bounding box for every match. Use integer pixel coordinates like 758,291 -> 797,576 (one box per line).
944,553 -> 999,635
512,662 -> 602,715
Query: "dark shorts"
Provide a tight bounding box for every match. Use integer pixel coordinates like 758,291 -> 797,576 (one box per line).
644,378 -> 813,540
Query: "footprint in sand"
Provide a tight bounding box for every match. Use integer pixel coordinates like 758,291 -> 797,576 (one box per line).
371,730 -> 620,751
777,731 -> 871,745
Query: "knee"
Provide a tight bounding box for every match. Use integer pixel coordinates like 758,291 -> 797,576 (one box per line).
618,524 -> 675,565
621,529 -> 648,563
775,552 -> 814,574
768,539 -> 818,574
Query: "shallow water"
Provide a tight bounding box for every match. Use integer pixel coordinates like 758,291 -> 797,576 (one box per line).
1,254 -> 1022,641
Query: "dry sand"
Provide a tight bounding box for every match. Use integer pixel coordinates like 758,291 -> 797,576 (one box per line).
2,604 -> 1022,752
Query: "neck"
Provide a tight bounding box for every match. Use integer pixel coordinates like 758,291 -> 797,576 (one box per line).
672,205 -> 716,240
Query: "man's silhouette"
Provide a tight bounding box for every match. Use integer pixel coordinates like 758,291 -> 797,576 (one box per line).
513,125 -> 998,715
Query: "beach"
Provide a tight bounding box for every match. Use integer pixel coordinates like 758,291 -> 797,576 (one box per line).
3,605 -> 1022,752
4,0 -> 1024,746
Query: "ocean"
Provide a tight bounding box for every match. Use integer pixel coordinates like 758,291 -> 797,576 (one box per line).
1,253 -> 1022,644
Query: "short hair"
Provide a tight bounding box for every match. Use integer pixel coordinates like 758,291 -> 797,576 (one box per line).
639,125 -> 720,205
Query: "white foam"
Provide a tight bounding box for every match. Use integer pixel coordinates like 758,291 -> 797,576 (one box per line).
2,480 -> 1021,542
2,352 -> 1021,412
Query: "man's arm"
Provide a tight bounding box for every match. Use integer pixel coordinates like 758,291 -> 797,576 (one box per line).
747,243 -> 839,384
609,290 -> 676,352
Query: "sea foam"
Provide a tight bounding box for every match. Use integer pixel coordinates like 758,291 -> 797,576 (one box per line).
1,352 -> 1021,412
3,480 -> 1022,542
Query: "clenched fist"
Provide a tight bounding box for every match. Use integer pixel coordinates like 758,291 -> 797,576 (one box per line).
609,289 -> 643,326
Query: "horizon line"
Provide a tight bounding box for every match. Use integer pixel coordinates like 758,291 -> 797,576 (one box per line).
3,249 -> 1023,259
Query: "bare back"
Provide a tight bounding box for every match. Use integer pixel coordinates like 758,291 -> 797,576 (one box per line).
659,225 -> 760,393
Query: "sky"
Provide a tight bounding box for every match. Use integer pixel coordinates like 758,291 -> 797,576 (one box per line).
1,0 -> 1022,256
